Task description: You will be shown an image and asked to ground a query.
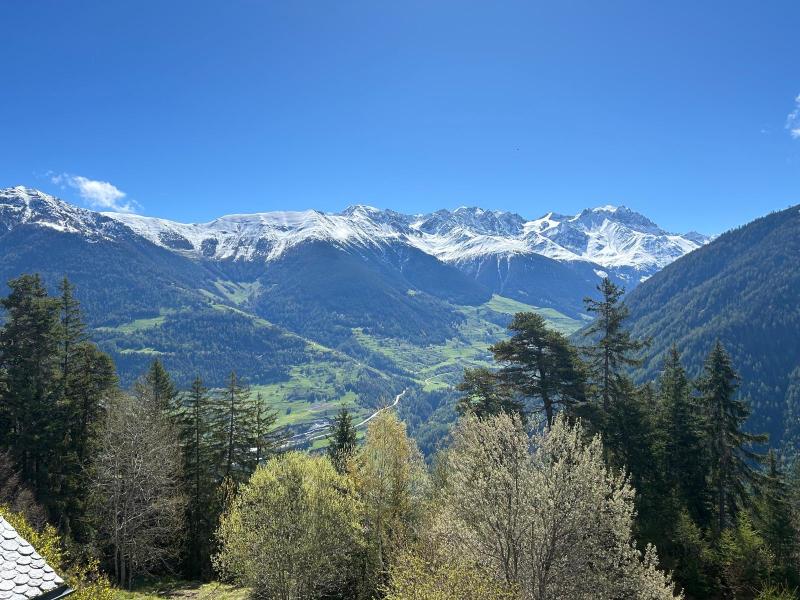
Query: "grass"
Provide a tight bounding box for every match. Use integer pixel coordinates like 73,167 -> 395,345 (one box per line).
212,280 -> 261,305
96,310 -> 173,334
115,580 -> 249,600
484,294 -> 585,334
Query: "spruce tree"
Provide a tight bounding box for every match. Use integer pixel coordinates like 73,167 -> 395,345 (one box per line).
490,312 -> 586,427
697,341 -> 767,536
213,371 -> 257,484
754,451 -> 798,588
0,275 -> 61,498
138,359 -> 178,414
57,277 -> 86,395
658,346 -> 708,524
582,278 -> 646,412
252,391 -> 279,466
327,407 -> 358,473
179,376 -> 216,579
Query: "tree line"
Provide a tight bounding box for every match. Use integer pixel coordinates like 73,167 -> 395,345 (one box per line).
0,272 -> 798,599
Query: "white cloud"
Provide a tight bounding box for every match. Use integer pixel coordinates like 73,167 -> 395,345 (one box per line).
787,93 -> 800,139
50,173 -> 138,213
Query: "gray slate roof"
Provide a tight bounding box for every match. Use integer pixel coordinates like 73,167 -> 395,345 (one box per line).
0,517 -> 70,600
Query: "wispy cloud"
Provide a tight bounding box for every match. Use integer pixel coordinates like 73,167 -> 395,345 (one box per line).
50,173 -> 138,213
787,93 -> 800,139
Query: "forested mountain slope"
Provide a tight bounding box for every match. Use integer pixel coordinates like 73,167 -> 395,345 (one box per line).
624,204 -> 800,442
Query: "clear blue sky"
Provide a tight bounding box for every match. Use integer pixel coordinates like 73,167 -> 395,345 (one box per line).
2,1 -> 798,234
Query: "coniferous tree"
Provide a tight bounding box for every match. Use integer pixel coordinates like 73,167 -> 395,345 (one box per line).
178,376 -> 216,579
490,312 -> 586,427
658,346 -> 708,524
137,359 -> 178,414
57,277 -> 86,395
0,275 -> 116,538
213,371 -> 256,485
58,341 -> 117,540
754,451 -> 799,588
0,275 -> 61,500
55,278 -> 117,538
782,367 -> 800,462
582,278 -> 646,412
252,391 -> 279,466
698,341 -> 767,536
328,407 -> 358,474
456,367 -> 524,419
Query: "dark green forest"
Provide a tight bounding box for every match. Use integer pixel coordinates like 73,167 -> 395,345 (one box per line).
622,204 -> 800,446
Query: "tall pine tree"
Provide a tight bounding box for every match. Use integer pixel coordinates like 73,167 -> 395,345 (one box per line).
327,407 -> 358,473
0,275 -> 61,498
178,376 -> 216,579
582,278 -> 646,412
490,312 -> 586,427
212,371 -> 257,485
698,341 -> 767,536
252,391 -> 279,466
658,345 -> 708,524
137,359 -> 178,414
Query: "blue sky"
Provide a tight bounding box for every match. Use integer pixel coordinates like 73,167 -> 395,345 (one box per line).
1,1 -> 798,234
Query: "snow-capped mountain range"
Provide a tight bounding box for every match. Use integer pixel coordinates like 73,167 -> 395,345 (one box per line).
1,186 -> 706,276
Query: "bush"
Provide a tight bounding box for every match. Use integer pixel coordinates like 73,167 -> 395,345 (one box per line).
214,452 -> 362,599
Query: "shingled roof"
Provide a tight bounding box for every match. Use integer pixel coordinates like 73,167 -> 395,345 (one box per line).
0,517 -> 72,600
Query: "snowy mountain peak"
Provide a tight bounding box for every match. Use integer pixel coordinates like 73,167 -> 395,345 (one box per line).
0,186 -> 122,238
2,187 -> 706,275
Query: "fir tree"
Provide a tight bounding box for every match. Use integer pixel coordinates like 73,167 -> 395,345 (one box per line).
582,278 -> 646,412
213,371 -> 256,484
327,407 -> 358,473
490,312 -> 586,427
252,391 -> 279,466
138,359 -> 178,414
178,376 -> 216,579
0,275 -> 61,498
698,341 -> 767,536
754,451 -> 799,587
57,277 -> 86,395
658,346 -> 708,524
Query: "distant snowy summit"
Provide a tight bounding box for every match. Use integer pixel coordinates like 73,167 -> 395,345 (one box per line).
0,186 -> 707,273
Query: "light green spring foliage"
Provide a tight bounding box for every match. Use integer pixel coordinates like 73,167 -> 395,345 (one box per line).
353,411 -> 429,595
435,413 -> 682,600
214,452 -> 362,600
0,505 -> 114,600
718,512 -> 775,598
384,547 -> 517,600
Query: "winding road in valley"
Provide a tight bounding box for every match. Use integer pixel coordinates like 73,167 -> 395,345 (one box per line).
286,368 -> 456,447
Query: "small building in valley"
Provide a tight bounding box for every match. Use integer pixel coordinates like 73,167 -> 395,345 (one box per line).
0,517 -> 72,600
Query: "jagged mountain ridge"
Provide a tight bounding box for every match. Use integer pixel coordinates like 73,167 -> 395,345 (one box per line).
103,197 -> 705,276
1,186 -> 705,278
0,186 -> 707,323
